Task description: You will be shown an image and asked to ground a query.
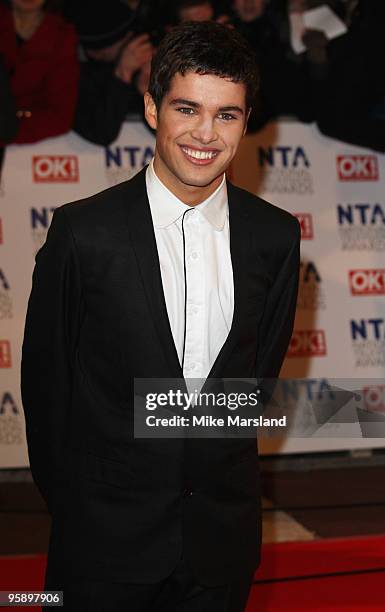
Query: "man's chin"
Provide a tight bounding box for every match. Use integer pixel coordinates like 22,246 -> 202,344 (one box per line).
178,169 -> 224,189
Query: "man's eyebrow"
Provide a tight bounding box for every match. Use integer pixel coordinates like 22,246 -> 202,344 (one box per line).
170,98 -> 200,108
170,99 -> 244,114
218,105 -> 244,115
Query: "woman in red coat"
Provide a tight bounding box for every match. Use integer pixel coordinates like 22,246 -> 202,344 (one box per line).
0,0 -> 79,144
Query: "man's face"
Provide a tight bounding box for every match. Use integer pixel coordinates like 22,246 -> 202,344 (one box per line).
233,0 -> 266,22
144,71 -> 249,204
179,2 -> 214,23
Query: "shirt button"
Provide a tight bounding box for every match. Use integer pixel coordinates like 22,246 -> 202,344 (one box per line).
191,252 -> 198,259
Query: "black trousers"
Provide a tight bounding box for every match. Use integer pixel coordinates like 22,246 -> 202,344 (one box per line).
47,555 -> 255,612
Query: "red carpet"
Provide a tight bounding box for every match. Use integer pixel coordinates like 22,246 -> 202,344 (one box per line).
0,555 -> 46,611
1,537 -> 385,610
248,535 -> 385,611
248,571 -> 385,611
257,535 -> 385,579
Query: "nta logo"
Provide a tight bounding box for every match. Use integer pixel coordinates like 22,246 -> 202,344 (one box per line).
287,330 -> 327,357
337,203 -> 385,225
337,156 -> 378,181
33,156 -> 79,183
349,270 -> 385,296
105,146 -> 154,169
259,146 -> 310,167
257,146 -> 312,195
351,319 -> 385,340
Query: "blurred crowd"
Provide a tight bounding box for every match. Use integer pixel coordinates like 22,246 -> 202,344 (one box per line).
0,0 -> 384,157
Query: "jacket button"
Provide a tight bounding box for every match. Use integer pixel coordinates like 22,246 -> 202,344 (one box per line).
183,488 -> 193,497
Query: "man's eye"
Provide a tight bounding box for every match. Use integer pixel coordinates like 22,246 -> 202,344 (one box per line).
176,107 -> 195,115
218,113 -> 235,121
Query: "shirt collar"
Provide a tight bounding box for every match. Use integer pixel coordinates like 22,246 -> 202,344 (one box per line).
146,158 -> 228,231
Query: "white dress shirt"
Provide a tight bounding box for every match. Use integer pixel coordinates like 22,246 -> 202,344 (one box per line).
146,159 -> 234,380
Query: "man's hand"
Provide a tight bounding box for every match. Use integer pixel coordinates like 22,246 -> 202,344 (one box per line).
114,34 -> 153,84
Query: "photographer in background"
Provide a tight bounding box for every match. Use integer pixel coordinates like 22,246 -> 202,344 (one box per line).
67,0 -> 156,147
232,0 -> 315,131
172,0 -> 233,26
0,0 -> 79,144
314,0 -> 385,152
174,0 -> 215,22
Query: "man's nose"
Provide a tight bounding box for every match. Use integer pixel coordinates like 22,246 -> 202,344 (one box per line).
190,115 -> 218,144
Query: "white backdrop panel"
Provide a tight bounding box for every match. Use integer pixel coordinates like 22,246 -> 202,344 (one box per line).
0,121 -> 384,465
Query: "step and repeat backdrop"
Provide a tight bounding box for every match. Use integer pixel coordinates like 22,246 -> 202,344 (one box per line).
0,120 -> 384,465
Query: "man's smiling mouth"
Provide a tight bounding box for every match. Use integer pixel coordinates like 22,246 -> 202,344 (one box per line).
179,145 -> 220,163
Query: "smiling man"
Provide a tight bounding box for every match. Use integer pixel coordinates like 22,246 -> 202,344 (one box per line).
21,21 -> 300,612
145,72 -> 246,204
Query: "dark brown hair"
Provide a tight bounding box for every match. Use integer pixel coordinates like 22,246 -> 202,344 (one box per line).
148,20 -> 259,110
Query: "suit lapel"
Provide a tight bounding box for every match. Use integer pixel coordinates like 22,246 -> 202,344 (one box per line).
123,168 -> 183,378
122,169 -> 251,382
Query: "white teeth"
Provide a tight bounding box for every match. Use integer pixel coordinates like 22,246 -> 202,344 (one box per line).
182,147 -> 217,160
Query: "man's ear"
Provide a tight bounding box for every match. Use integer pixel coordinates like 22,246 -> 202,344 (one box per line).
243,108 -> 252,136
144,92 -> 158,130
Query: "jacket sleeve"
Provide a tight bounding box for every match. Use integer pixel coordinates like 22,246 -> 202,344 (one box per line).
21,207 -> 85,513
13,25 -> 79,144
256,217 -> 301,379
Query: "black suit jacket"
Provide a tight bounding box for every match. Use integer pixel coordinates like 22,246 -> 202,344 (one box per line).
21,166 -> 300,587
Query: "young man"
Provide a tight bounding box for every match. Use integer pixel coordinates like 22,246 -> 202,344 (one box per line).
21,21 -> 300,612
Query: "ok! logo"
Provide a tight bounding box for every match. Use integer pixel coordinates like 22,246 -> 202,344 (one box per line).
32,156 -> 79,183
